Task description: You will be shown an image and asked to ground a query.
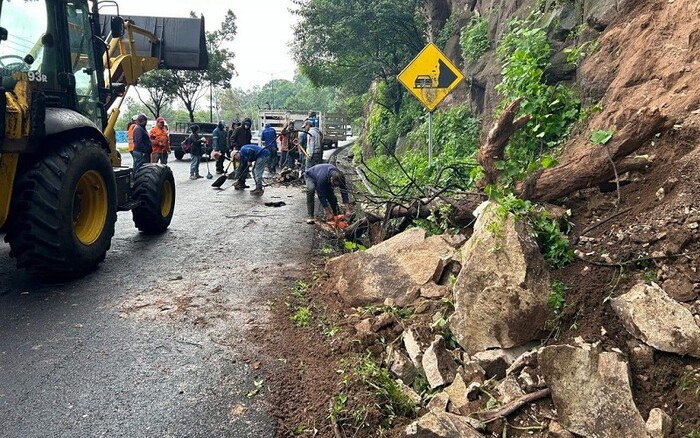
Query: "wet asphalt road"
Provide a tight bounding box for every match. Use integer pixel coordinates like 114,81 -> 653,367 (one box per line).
0,152 -> 314,437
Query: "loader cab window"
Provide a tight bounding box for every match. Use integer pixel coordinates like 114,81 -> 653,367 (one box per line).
0,1 -> 51,88
66,1 -> 101,125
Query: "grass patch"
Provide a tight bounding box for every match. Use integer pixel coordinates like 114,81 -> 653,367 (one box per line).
291,306 -> 312,327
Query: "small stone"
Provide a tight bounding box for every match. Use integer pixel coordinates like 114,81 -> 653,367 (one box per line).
426,391 -> 449,412
548,420 -> 575,438
646,408 -> 672,438
655,187 -> 665,201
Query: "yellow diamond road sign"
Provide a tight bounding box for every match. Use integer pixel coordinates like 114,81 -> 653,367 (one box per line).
398,43 -> 464,112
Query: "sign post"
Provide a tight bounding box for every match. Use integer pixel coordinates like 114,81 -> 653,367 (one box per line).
397,43 -> 464,166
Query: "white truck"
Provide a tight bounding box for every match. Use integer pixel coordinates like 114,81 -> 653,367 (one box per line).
258,110 -> 348,149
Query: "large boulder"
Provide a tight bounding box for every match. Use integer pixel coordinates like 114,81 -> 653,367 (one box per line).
326,228 -> 457,307
449,202 -> 552,355
611,282 -> 700,358
539,343 -> 648,438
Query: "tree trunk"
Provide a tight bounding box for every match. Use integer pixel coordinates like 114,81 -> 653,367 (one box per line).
516,107 -> 667,202
478,97 -> 531,186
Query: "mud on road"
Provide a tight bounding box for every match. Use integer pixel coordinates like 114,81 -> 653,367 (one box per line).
0,153 -> 313,437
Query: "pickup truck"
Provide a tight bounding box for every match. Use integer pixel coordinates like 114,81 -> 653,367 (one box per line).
169,122 -> 216,160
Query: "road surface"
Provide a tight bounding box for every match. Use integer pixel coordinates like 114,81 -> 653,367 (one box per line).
0,153 -> 314,437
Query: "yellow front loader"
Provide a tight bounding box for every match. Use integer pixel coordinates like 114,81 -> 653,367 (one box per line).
0,0 -> 208,278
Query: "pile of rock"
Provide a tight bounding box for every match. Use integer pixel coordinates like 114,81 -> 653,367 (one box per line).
323,201 -> 696,437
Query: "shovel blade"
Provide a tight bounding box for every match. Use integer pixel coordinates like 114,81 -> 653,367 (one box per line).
211,175 -> 227,188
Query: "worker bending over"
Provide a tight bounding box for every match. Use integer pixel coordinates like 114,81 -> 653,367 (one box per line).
305,163 -> 351,224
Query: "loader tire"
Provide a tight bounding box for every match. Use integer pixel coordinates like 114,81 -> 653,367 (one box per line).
174,150 -> 184,160
5,139 -> 117,279
131,164 -> 175,234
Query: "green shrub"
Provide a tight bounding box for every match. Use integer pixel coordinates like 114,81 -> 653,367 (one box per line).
460,15 -> 490,62
364,104 -> 482,197
494,15 -> 580,186
491,193 -> 573,268
355,354 -> 417,426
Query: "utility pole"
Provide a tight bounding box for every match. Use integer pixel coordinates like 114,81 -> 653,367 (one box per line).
209,83 -> 213,122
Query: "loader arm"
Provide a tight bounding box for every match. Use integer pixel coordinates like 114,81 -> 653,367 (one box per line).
101,22 -> 160,165
99,14 -> 208,166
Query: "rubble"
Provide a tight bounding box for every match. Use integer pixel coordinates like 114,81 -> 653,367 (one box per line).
611,282 -> 700,358
539,344 -> 648,437
403,411 -> 485,438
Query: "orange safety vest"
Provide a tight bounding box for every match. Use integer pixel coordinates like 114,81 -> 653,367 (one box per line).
127,123 -> 136,152
149,126 -> 170,154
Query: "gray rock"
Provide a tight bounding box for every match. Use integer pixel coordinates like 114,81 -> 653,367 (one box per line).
326,229 -> 456,307
422,336 -> 459,389
548,420 -> 575,438
611,282 -> 700,358
462,360 -> 486,385
404,327 -> 433,369
403,411 -> 485,437
426,391 -> 450,413
539,344 -> 648,438
450,202 -> 552,355
495,375 -> 525,404
646,408 -> 672,438
443,374 -> 469,413
396,379 -> 423,406
390,349 -> 418,385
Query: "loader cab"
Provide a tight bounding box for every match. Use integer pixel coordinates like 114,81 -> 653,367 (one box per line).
0,0 -> 106,130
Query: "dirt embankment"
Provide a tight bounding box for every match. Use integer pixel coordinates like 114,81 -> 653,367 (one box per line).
248,0 -> 700,436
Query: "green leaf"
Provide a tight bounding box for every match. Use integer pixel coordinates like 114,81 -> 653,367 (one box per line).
540,156 -> 557,168
590,129 -> 614,145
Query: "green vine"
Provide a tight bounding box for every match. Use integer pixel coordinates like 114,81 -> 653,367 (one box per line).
460,15 -> 490,62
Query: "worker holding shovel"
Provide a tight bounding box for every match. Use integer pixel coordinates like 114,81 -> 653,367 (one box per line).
231,144 -> 271,196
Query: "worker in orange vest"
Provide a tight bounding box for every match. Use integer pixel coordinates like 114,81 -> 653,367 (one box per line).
149,117 -> 170,164
127,114 -> 138,157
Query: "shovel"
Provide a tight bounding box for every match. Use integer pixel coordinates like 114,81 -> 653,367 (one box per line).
205,153 -> 213,179
211,155 -> 234,188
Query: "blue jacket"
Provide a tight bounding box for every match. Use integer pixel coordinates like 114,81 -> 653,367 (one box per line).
238,144 -> 271,169
305,164 -> 349,208
260,125 -> 278,148
212,126 -> 227,152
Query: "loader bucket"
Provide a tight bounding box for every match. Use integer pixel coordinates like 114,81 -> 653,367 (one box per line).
100,14 -> 208,70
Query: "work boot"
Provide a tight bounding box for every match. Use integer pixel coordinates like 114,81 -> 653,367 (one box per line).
189,175 -> 197,180
233,181 -> 246,190
306,218 -> 315,224
250,188 -> 264,196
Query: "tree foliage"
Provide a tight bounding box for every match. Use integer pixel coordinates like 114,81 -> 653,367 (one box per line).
292,0 -> 427,101
135,70 -> 177,118
169,10 -> 237,122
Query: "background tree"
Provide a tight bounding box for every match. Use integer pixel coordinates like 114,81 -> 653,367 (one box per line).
135,70 -> 177,118
292,0 -> 426,114
171,10 -> 237,122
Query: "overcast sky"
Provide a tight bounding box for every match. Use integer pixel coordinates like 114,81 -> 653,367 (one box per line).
111,0 -> 298,90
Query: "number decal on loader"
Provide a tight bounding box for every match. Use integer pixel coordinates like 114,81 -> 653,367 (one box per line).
27,71 -> 48,82
12,71 -> 48,83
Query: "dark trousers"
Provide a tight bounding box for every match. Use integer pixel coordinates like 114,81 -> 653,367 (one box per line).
267,147 -> 278,172
279,150 -> 289,168
215,152 -> 226,173
306,179 -> 338,218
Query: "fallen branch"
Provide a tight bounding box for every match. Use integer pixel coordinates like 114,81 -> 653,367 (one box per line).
574,250 -> 700,267
479,388 -> 551,421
